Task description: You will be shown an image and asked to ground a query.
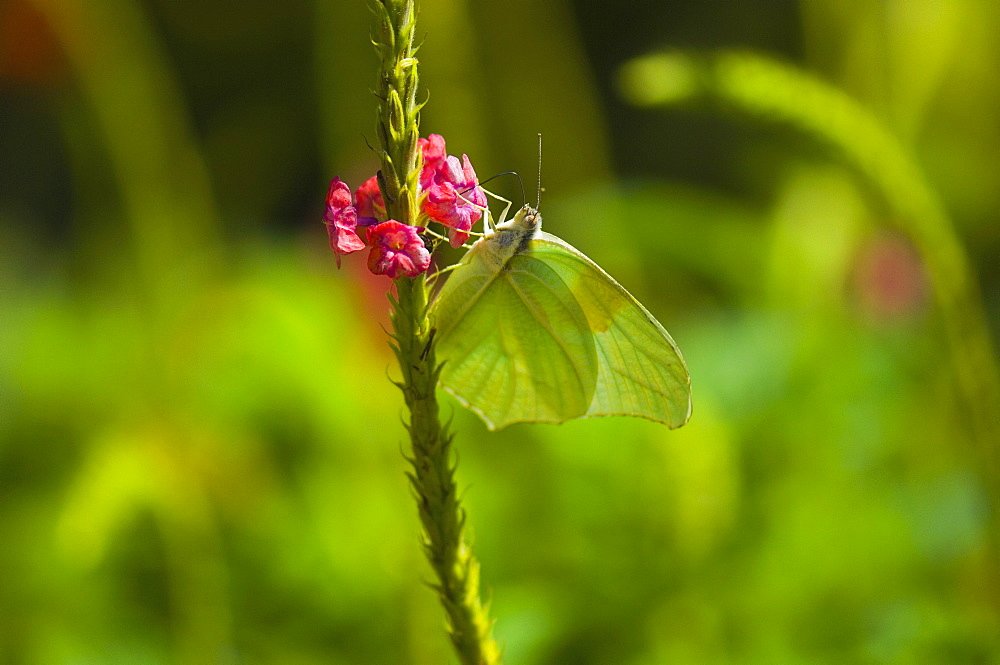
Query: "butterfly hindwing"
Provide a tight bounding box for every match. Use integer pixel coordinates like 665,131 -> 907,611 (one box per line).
528,232 -> 692,428
434,245 -> 599,430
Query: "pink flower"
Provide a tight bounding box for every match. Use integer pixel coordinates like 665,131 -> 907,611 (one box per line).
355,175 -> 384,226
418,134 -> 448,190
422,154 -> 487,247
366,220 -> 431,279
324,178 -> 365,268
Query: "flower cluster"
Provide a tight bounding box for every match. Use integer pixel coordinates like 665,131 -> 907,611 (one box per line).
323,134 -> 487,278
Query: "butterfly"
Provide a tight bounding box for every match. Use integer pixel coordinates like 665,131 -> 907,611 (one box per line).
430,203 -> 692,431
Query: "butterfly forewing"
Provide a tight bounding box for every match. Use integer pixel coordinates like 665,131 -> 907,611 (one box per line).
434,245 -> 599,430
530,233 -> 692,428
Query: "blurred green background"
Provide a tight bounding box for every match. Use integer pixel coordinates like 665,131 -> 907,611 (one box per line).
3,0 -> 1000,663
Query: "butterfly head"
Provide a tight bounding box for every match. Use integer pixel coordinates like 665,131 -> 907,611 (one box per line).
510,204 -> 541,234
477,204 -> 542,270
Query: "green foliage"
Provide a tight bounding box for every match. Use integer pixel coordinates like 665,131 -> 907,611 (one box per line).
2,0 -> 999,663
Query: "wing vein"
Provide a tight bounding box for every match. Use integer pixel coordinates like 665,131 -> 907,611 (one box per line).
505,270 -> 590,401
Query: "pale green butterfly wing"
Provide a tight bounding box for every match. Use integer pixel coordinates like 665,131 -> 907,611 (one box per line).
433,244 -> 599,430
530,231 -> 692,428
433,217 -> 691,431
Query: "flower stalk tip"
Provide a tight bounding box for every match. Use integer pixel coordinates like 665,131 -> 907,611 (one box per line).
321,130 -> 488,275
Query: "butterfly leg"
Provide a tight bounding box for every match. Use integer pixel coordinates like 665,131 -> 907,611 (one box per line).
480,188 -> 514,234
460,186 -> 512,238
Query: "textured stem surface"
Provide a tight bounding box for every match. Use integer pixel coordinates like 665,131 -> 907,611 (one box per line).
371,1 -> 501,662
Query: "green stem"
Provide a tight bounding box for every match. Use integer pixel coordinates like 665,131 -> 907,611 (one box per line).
371,1 -> 501,662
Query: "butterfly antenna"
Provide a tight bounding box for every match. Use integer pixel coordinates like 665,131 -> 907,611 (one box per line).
465,171 -> 525,210
536,133 -> 543,210
474,171 -> 522,197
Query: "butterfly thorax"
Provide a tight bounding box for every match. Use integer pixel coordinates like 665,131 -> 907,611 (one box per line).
474,204 -> 541,272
